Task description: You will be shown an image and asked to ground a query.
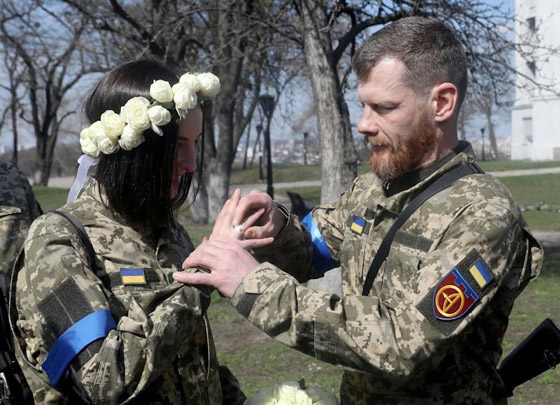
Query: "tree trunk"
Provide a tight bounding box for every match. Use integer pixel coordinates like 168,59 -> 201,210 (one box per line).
10,101 -> 18,166
300,0 -> 357,205
484,108 -> 499,160
300,0 -> 356,294
39,121 -> 59,186
189,174 -> 209,224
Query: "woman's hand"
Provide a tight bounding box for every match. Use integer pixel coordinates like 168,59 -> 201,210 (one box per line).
207,188 -> 274,249
232,190 -> 287,240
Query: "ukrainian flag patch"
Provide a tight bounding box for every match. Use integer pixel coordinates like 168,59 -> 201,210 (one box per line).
350,216 -> 366,235
469,259 -> 493,289
120,268 -> 147,285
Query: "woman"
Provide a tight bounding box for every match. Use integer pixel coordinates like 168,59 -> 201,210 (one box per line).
11,60 -> 265,404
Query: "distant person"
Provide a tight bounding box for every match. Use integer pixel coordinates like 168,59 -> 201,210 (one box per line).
174,17 -> 544,404
11,60 -> 265,403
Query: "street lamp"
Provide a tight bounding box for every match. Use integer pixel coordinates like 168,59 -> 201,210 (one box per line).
259,94 -> 274,199
256,124 -> 264,180
303,132 -> 309,165
480,127 -> 486,161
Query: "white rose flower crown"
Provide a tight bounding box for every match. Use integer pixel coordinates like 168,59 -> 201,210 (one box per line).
67,71 -> 220,204
79,72 -> 220,158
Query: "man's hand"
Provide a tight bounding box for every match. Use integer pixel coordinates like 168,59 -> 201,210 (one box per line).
174,240 -> 258,298
233,190 -> 287,240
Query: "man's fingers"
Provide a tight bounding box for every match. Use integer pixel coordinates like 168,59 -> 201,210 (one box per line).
242,208 -> 265,230
172,270 -> 214,286
239,237 -> 274,249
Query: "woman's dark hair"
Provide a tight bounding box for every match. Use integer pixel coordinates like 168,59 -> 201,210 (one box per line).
83,59 -> 200,231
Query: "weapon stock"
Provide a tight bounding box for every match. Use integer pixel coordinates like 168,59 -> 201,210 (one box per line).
498,318 -> 560,397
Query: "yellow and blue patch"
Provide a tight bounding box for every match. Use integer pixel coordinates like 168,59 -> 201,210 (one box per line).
120,268 -> 147,285
469,259 -> 493,289
350,216 -> 366,235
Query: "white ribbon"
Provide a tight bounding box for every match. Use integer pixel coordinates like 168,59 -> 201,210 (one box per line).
67,154 -> 99,203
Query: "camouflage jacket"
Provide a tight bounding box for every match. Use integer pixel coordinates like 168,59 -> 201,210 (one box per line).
232,142 -> 543,404
12,180 -> 226,404
0,161 -> 40,290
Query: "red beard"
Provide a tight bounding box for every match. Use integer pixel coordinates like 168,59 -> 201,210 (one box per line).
368,112 -> 437,180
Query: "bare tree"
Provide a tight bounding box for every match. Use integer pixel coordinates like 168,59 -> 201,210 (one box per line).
1,1 -> 108,184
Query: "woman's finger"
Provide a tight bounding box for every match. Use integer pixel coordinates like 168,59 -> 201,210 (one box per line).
241,208 -> 265,230
239,237 -> 274,249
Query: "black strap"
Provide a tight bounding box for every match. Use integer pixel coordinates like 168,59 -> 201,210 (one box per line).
362,163 -> 483,296
50,211 -> 101,273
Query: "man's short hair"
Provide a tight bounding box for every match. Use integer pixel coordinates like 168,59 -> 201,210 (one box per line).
352,17 -> 468,111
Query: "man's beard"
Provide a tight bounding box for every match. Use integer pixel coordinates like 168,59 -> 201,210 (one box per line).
367,112 -> 438,181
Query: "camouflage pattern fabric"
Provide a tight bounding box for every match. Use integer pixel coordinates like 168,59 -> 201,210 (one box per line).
232,142 -> 544,404
11,179 -> 241,404
0,161 -> 40,290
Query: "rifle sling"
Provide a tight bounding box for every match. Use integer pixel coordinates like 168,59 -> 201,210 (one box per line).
362,163 -> 483,296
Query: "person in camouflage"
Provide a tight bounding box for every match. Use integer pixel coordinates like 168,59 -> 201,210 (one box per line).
11,60 -> 256,404
174,18 -> 544,404
0,161 -> 41,288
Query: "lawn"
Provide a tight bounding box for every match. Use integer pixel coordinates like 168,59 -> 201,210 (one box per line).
231,160 -> 560,185
209,259 -> 560,402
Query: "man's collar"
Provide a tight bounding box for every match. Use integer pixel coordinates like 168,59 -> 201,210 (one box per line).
381,140 -> 473,197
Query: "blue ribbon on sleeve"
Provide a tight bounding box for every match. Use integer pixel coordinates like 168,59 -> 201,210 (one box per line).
42,309 -> 116,386
301,213 -> 339,275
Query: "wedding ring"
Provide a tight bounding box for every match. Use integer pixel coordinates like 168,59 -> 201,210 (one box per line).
232,224 -> 245,235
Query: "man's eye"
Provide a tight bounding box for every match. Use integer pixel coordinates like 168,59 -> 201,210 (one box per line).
375,105 -> 395,114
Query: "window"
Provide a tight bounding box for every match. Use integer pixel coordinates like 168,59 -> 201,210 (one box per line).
522,117 -> 533,144
527,17 -> 536,32
527,61 -> 536,76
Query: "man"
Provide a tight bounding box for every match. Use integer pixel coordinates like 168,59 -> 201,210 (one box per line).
174,17 -> 543,404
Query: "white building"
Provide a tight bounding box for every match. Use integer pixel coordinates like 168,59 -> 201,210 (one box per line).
511,0 -> 560,160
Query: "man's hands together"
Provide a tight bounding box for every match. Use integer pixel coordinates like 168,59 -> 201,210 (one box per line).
173,189 -> 287,297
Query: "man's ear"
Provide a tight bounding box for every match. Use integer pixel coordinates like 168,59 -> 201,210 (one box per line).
431,83 -> 458,123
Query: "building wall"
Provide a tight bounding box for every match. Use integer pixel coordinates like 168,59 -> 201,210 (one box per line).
511,0 -> 560,160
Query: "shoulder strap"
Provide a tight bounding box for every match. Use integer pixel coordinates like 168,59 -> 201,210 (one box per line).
362,163 -> 483,296
50,211 -> 101,273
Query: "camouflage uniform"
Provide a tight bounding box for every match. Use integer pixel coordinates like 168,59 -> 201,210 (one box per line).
0,161 -> 40,290
12,180 -> 236,404
232,142 -> 543,404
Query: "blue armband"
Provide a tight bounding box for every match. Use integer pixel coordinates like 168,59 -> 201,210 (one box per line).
301,213 -> 339,275
42,309 -> 116,386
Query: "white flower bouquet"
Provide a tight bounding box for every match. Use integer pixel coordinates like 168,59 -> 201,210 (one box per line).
245,379 -> 339,405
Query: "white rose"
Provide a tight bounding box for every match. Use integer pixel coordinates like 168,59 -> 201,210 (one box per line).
89,121 -> 107,143
150,80 -> 174,103
118,125 -> 145,151
172,82 -> 198,111
148,105 -> 171,126
196,72 -> 220,98
79,126 -> 99,158
275,383 -> 300,401
244,387 -> 277,405
122,97 -> 151,132
97,136 -> 119,155
178,73 -> 202,92
100,110 -> 125,140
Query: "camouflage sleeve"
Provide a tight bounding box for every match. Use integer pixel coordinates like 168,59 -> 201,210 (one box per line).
231,201 -> 539,380
253,180 -> 358,280
17,214 -> 210,403
252,204 -> 315,282
0,163 -> 40,289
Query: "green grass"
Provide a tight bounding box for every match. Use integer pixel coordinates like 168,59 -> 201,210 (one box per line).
209,260 -> 560,402
479,160 -> 560,172
33,186 -> 69,211
230,160 -> 560,185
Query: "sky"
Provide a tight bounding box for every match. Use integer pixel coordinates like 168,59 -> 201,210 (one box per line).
1,0 -> 518,151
